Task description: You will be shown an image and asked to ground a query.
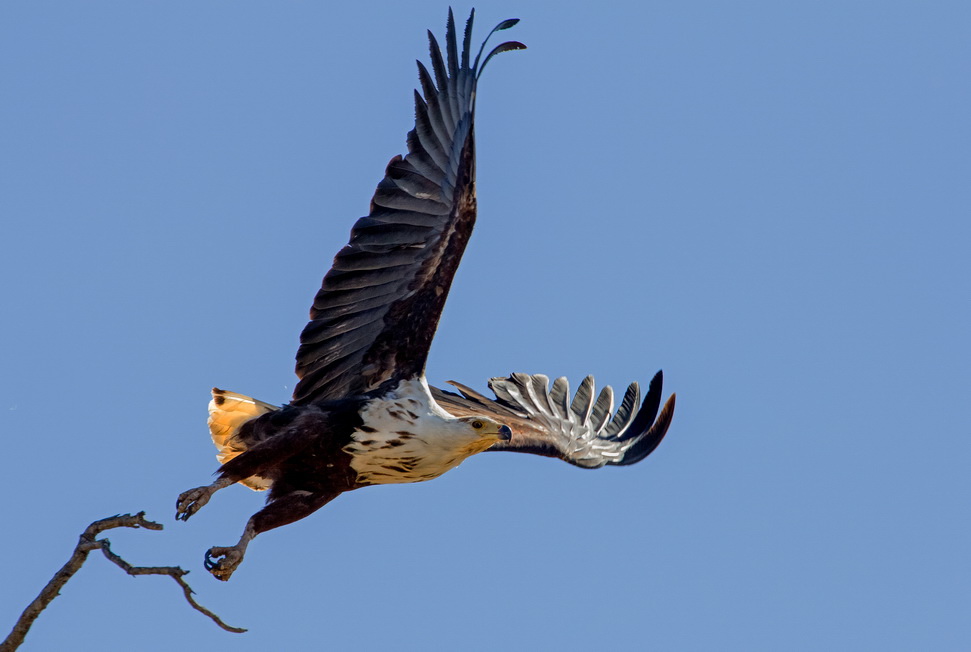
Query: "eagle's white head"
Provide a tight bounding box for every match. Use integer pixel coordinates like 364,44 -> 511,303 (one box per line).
450,415 -> 513,455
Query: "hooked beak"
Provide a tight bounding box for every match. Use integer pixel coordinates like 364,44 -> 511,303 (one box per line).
498,424 -> 512,441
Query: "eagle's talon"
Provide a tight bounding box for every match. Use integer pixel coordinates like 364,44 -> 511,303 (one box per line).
204,545 -> 244,581
176,485 -> 214,521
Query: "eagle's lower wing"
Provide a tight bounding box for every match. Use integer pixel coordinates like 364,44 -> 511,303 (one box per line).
292,10 -> 525,404
430,372 -> 676,468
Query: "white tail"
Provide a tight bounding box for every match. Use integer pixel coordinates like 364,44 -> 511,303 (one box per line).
208,388 -> 279,491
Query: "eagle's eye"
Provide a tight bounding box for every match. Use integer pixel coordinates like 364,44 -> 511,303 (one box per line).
471,420 -> 484,429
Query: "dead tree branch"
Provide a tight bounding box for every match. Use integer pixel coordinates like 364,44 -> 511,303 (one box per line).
1,512 -> 245,651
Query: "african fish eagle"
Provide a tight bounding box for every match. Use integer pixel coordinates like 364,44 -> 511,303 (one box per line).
176,9 -> 675,581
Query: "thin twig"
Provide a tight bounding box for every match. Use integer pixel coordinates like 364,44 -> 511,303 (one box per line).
1,512 -> 246,651
97,536 -> 246,633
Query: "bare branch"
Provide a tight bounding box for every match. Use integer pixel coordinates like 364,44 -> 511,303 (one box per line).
1,512 -> 246,651
97,536 -> 246,633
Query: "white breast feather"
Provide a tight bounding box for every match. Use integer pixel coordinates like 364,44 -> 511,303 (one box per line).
343,377 -> 483,484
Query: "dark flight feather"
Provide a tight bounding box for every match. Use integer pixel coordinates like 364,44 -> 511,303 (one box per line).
292,14 -> 526,404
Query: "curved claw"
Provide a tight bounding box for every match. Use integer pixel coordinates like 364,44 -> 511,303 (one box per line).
175,478 -> 233,522
175,485 -> 212,521
205,545 -> 244,581
203,548 -> 219,570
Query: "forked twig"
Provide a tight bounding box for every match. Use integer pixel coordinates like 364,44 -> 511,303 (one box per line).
1,512 -> 245,651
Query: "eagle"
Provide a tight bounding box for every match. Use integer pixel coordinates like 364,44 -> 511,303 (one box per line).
176,9 -> 676,581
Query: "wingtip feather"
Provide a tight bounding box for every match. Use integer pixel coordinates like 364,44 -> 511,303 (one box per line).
613,393 -> 676,466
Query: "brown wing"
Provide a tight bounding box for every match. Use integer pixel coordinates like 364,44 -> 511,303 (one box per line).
430,371 -> 676,468
292,10 -> 525,404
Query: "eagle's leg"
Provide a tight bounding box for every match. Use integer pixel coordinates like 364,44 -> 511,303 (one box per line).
204,489 -> 341,581
175,477 -> 234,521
177,409 -> 326,522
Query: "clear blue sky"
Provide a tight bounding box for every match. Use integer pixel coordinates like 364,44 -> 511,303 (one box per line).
2,2 -> 968,650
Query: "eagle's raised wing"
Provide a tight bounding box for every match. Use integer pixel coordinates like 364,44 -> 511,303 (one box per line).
292,10 -> 525,405
430,372 -> 676,468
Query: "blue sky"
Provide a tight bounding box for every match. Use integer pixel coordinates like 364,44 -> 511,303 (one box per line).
2,2 -> 968,650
